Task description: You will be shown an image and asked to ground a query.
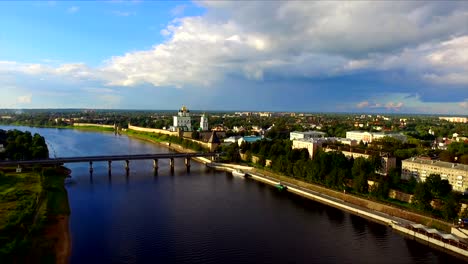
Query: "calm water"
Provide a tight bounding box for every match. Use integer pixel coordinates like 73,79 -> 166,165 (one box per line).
1,126 -> 464,263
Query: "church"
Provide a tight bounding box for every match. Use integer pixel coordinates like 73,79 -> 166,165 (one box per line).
172,105 -> 192,131
171,106 -> 210,132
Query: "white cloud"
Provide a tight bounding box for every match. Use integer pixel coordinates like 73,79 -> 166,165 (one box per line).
356,101 -> 369,108
17,94 -> 32,104
112,10 -> 136,17
171,5 -> 187,16
353,93 -> 468,114
0,1 -> 467,109
67,6 -> 80,14
460,101 -> 468,108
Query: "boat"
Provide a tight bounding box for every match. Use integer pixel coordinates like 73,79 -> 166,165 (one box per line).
232,170 -> 245,177
275,183 -> 288,191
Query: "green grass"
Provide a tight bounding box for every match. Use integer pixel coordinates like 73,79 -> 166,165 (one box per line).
0,167 -> 70,261
72,125 -> 115,132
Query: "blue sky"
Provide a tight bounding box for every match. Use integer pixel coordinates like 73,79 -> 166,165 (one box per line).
0,1 -> 467,114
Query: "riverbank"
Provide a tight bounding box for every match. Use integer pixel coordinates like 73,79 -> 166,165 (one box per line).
206,164 -> 468,260
0,166 -> 71,262
7,125 -> 464,258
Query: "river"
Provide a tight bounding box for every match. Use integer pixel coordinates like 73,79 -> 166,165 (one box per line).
0,126 -> 463,263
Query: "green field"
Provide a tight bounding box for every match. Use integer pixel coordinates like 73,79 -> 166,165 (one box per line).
0,167 -> 70,262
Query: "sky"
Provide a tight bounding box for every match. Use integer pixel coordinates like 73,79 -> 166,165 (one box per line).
0,1 -> 467,114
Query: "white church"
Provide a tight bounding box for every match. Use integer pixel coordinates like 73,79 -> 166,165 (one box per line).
171,106 -> 209,132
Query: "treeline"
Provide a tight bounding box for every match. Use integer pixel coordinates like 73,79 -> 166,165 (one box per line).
0,130 -> 49,160
229,139 -> 462,221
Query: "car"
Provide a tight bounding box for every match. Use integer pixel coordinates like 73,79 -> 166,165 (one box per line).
458,218 -> 468,227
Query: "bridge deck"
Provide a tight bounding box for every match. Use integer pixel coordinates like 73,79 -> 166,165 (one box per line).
0,152 -> 219,166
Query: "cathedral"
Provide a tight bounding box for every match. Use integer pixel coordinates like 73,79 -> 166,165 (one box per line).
172,105 -> 192,131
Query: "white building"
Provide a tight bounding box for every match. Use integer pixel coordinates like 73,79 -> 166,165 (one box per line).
346,131 -> 407,143
200,114 -> 209,131
290,131 -> 326,141
402,157 -> 468,192
335,138 -> 358,146
291,138 -> 331,159
172,105 -> 192,131
439,117 -> 468,123
324,148 -> 396,176
0,144 -> 4,153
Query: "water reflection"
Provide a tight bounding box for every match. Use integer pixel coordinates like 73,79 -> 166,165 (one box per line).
325,206 -> 345,226
350,213 -> 367,237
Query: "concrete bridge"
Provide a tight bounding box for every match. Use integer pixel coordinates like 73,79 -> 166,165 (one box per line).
0,152 -> 221,173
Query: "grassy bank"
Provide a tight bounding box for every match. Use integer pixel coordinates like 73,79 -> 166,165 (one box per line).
0,167 -> 70,262
0,122 -> 114,133
126,130 -> 208,152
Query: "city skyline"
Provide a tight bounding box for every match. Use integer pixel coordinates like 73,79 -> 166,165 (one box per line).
0,1 -> 467,114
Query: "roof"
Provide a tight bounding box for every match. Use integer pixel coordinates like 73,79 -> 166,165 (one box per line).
208,131 -> 220,144
241,136 -> 263,143
409,223 -> 460,242
291,131 -> 325,135
403,157 -> 468,171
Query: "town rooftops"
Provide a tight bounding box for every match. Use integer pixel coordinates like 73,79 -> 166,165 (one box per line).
403,157 -> 468,171
291,131 -> 326,136
208,131 -> 220,144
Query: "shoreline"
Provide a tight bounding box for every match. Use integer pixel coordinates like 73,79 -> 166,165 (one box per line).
44,215 -> 71,264
208,163 -> 468,260
4,125 -> 466,260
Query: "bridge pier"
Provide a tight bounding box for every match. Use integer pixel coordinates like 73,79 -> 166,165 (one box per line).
89,161 -> 93,173
108,160 -> 112,173
185,157 -> 191,171
153,159 -> 159,170
125,160 -> 130,172
170,158 -> 175,171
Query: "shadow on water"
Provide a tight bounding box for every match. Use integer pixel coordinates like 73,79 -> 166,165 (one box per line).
403,236 -> 464,263
350,214 -> 367,236
366,220 -> 388,238
324,205 -> 345,226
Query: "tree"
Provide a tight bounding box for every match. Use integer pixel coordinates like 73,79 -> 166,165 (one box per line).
370,174 -> 390,199
460,154 -> 468,165
353,171 -> 369,194
412,182 -> 433,211
426,174 -> 452,198
388,168 -> 401,188
439,151 -> 455,162
441,193 -> 460,221
191,131 -> 200,140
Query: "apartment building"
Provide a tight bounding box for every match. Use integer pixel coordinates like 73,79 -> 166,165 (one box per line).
402,157 -> 468,192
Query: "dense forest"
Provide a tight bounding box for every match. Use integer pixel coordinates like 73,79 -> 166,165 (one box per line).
0,129 -> 49,160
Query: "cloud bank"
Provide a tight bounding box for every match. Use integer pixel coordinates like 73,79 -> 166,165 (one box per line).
1,1 -> 467,112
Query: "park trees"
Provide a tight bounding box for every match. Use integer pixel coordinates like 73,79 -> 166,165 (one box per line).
412,182 -> 433,211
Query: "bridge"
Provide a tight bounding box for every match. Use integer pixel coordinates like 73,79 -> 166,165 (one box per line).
0,152 -> 221,173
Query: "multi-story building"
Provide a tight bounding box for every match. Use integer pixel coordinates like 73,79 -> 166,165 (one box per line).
324,148 -> 396,176
345,131 -> 407,143
439,116 -> 468,123
292,138 -> 328,159
290,131 -> 326,141
172,105 -> 192,131
292,137 -> 394,175
402,157 -> 468,192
